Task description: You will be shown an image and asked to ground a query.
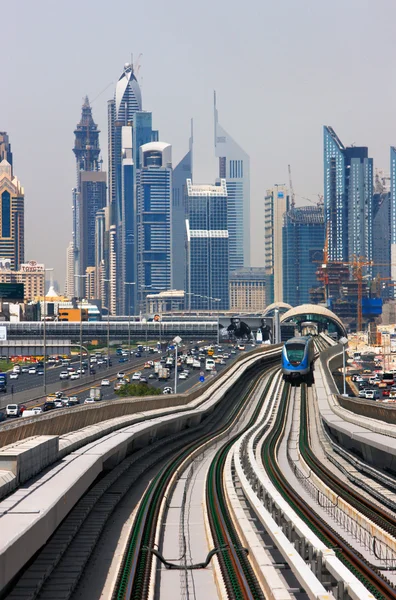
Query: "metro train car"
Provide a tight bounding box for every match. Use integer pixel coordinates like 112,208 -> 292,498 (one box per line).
281,336 -> 315,384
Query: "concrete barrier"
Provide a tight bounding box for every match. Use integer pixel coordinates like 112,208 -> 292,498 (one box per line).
0,345 -> 280,449
0,436 -> 58,491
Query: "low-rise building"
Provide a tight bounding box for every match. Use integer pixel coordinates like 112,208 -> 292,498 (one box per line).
0,260 -> 45,301
229,267 -> 266,312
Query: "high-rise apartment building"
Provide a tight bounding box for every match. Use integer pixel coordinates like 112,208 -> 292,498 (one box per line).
283,205 -> 325,306
214,92 -> 250,271
229,267 -> 266,312
324,126 -> 373,263
136,142 -> 173,309
264,186 -> 289,304
72,98 -> 106,297
172,121 -> 193,291
108,63 -> 142,314
186,179 -> 229,310
372,191 -> 391,290
390,147 -> 396,286
65,241 -> 75,298
0,152 -> 24,271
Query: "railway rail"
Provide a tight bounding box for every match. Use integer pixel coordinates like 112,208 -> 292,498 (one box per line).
271,382 -> 396,598
113,361 -> 279,600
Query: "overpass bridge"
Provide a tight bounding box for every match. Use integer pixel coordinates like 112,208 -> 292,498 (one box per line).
0,304 -> 347,345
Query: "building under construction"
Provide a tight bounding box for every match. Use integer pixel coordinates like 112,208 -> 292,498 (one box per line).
310,261 -> 370,329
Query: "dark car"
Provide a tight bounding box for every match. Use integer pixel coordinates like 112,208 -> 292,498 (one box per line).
90,368 -> 96,375
135,352 -> 142,358
139,376 -> 148,383
119,357 -> 127,363
43,401 -> 56,412
0,411 -> 6,423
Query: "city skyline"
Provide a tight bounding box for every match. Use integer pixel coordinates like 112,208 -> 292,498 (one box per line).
2,1 -> 396,286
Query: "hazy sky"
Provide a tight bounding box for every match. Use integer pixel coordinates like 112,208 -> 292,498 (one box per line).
2,0 -> 396,288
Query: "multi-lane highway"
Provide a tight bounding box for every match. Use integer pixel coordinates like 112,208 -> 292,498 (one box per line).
0,343 -> 241,415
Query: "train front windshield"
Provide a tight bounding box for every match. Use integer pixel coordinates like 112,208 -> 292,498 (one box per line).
285,343 -> 305,365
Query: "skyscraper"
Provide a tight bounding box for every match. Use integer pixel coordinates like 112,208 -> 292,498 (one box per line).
0,153 -> 24,271
390,147 -> 396,286
264,185 -> 289,304
186,179 -> 229,310
214,92 -> 250,271
108,63 -> 142,314
172,120 -> 193,291
65,241 -> 75,298
72,98 -> 106,297
324,126 -> 373,263
136,142 -> 173,309
0,133 -> 12,168
283,205 -> 325,306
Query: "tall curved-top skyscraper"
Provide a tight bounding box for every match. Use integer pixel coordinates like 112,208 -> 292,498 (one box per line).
108,63 -> 143,314
108,63 -> 142,209
214,92 -> 250,271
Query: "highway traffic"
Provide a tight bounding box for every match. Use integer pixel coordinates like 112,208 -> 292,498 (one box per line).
0,342 -> 244,417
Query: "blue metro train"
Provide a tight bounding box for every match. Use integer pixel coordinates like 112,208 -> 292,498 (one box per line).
281,336 -> 315,384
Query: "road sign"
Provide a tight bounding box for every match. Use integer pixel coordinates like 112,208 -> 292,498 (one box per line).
173,335 -> 182,345
199,375 -> 205,382
200,371 -> 204,377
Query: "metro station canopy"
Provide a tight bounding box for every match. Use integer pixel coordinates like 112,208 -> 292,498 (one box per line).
280,303 -> 347,337
263,302 -> 293,316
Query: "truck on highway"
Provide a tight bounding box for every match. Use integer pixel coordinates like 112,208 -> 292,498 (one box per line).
192,358 -> 201,369
90,387 -> 103,401
158,367 -> 170,380
0,373 -> 7,393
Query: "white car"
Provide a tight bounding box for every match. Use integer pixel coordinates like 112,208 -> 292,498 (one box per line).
12,366 -> 21,374
101,379 -> 110,386
163,387 -> 173,394
131,372 -> 142,381
28,367 -> 37,374
9,372 -> 19,380
117,371 -> 126,380
6,404 -> 19,417
70,373 -> 80,380
84,398 -> 95,404
59,371 -> 69,380
178,373 -> 187,380
54,400 -> 64,408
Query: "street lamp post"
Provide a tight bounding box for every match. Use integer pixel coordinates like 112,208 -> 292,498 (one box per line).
339,336 -> 348,397
185,292 -> 221,345
75,274 -> 88,380
102,279 -> 111,367
124,282 -> 136,359
43,267 -> 53,395
173,335 -> 182,394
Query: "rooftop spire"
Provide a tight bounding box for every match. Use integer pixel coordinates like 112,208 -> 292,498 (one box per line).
73,97 -> 101,173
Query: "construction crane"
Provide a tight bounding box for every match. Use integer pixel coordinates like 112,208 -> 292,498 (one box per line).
288,164 -> 295,208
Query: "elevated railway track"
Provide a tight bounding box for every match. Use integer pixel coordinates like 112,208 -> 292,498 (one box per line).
5,336 -> 396,599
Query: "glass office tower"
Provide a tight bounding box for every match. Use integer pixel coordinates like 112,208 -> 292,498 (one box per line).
214,92 -> 250,271
283,205 -> 325,306
324,126 -> 373,264
136,142 -> 173,310
186,179 -> 229,310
